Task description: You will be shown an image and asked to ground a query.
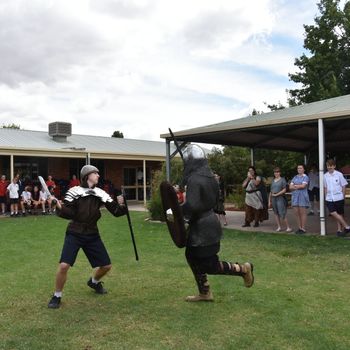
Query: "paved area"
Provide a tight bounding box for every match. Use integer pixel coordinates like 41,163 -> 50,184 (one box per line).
221,207 -> 350,236
2,202 -> 347,237
127,202 -> 349,236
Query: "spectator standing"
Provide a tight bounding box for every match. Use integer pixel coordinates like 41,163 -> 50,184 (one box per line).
0,175 -> 9,215
308,164 -> 320,216
290,165 -> 310,234
69,174 -> 80,188
7,177 -> 19,217
324,159 -> 350,237
242,166 -> 267,227
268,167 -> 292,232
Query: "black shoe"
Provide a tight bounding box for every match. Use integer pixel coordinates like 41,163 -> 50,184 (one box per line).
87,278 -> 107,294
295,229 -> 306,234
253,222 -> 259,227
48,295 -> 61,309
337,231 -> 346,237
242,223 -> 250,227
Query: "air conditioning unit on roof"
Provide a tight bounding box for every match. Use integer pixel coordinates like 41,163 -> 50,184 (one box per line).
48,122 -> 72,142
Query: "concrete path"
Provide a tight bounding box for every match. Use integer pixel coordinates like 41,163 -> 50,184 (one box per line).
220,207 -> 350,236
128,202 -> 350,236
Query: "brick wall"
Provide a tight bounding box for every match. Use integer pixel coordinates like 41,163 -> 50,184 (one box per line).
48,157 -> 70,179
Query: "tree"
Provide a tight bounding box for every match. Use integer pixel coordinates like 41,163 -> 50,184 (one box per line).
2,123 -> 20,129
111,130 -> 124,138
288,0 -> 350,105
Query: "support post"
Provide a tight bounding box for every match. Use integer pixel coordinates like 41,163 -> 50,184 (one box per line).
250,148 -> 254,166
166,140 -> 171,182
86,153 -> 91,165
143,159 -> 147,207
318,118 -> 326,236
10,154 -> 14,180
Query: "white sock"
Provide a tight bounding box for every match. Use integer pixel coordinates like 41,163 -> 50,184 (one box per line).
54,291 -> 62,298
92,277 -> 99,284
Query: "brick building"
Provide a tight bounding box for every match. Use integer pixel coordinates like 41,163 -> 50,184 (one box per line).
0,122 -> 172,203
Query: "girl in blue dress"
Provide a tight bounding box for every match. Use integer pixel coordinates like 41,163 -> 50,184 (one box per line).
290,164 -> 310,234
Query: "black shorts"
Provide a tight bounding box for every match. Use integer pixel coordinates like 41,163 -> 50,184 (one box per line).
0,196 -> 6,204
10,198 -> 19,204
326,200 -> 344,215
308,188 -> 320,202
59,232 -> 111,268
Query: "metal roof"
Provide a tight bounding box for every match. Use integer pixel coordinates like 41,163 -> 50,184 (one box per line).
0,128 -> 171,160
161,94 -> 350,152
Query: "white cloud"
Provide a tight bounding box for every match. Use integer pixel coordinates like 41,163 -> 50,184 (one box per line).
0,0 -> 321,141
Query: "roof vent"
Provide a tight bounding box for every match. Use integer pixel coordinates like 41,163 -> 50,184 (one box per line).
48,122 -> 72,142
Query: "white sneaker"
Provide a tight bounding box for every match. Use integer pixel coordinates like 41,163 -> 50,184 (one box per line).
286,228 -> 292,232
276,227 -> 281,232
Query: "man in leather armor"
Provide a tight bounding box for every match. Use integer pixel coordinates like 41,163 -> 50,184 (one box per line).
181,145 -> 254,301
48,165 -> 127,309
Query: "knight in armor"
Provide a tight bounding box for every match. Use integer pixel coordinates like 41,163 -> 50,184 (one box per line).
180,144 -> 254,302
48,165 -> 127,309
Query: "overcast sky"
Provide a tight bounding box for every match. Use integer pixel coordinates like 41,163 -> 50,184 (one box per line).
0,0 -> 328,141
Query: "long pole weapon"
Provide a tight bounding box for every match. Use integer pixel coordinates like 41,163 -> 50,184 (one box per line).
168,128 -> 184,161
122,188 -> 139,261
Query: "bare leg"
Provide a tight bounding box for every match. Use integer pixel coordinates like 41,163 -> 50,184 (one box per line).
93,264 -> 112,281
300,207 -> 307,230
284,217 -> 291,230
294,207 -> 301,229
274,214 -> 281,230
55,262 -> 71,292
330,212 -> 349,231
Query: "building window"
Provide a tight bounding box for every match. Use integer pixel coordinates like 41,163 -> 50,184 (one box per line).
123,166 -> 151,200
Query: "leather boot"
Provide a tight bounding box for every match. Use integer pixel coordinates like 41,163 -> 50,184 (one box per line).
242,262 -> 254,288
185,291 -> 214,302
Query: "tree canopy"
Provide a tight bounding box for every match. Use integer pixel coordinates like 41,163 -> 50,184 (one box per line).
288,0 -> 350,105
111,130 -> 124,138
2,123 -> 20,129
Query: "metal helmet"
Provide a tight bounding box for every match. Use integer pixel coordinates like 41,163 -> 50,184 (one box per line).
80,165 -> 99,180
183,144 -> 206,161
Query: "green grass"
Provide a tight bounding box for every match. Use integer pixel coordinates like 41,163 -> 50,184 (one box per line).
1,211 -> 350,350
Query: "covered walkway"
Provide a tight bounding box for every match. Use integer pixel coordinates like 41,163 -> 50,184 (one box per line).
161,94 -> 350,236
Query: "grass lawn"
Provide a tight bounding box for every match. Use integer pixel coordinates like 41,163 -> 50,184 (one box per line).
1,210 -> 350,350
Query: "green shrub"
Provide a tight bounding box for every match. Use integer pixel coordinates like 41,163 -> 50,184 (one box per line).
147,169 -> 166,221
226,185 -> 245,210
147,159 -> 184,221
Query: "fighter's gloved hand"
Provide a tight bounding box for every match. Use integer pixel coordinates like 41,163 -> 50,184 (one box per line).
184,217 -> 190,231
166,208 -> 174,222
117,195 -> 125,206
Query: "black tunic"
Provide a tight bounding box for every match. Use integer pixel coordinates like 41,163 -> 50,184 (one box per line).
181,159 -> 222,248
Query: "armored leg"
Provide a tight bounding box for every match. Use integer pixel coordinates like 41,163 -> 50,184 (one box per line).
215,261 -> 254,288
185,253 -> 213,302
